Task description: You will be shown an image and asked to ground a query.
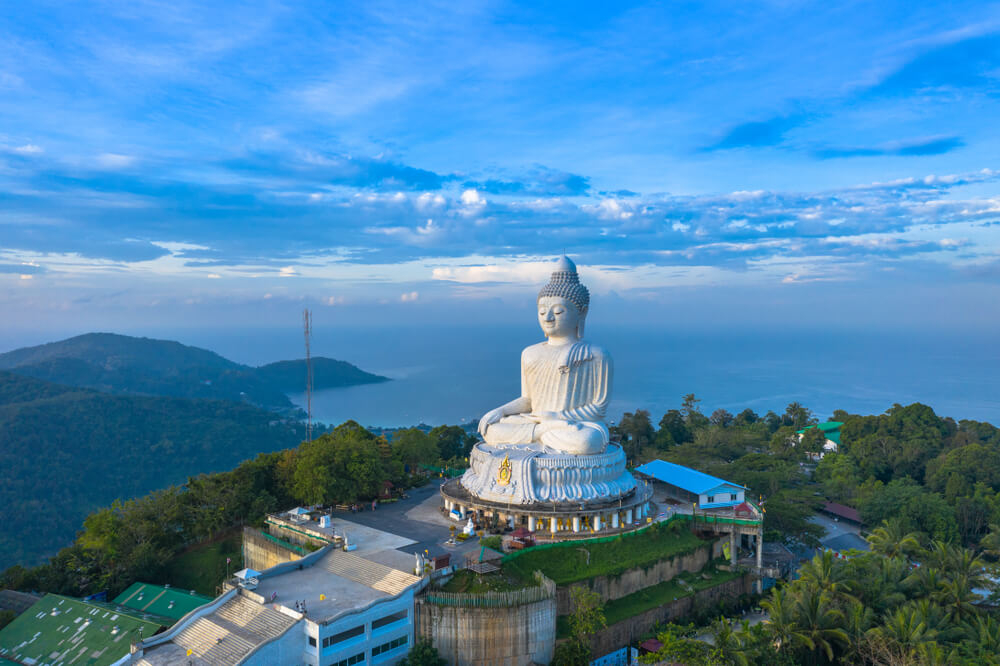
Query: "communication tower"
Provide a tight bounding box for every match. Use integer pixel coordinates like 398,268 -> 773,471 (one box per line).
303,308 -> 313,441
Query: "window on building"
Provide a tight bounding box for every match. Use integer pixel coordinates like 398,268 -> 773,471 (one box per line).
707,495 -> 715,503
333,652 -> 365,666
731,493 -> 738,501
323,625 -> 364,648
371,635 -> 408,656
372,609 -> 408,630
308,636 -> 317,647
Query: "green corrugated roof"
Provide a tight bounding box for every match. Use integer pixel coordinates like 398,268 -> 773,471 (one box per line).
0,593 -> 167,666
797,421 -> 843,445
112,582 -> 212,621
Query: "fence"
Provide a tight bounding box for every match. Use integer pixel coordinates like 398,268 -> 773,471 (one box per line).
424,572 -> 556,608
500,513 -> 694,564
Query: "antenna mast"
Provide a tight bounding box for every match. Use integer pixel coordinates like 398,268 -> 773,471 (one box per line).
303,308 -> 313,441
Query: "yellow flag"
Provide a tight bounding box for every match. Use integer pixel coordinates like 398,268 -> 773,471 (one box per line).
187,649 -> 193,656
319,594 -> 326,601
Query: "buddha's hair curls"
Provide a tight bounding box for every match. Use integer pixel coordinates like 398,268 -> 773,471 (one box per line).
538,265 -> 589,315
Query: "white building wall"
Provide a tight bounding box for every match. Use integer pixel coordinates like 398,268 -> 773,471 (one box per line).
293,588 -> 415,666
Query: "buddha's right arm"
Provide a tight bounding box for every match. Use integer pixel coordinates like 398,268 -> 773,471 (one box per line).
497,396 -> 532,417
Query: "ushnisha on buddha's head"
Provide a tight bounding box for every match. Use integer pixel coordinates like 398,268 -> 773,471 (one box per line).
537,256 -> 589,343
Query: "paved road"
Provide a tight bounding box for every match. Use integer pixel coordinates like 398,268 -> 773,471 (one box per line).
809,513 -> 869,552
330,479 -> 481,560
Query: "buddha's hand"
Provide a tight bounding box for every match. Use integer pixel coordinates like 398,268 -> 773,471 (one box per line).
478,407 -> 506,438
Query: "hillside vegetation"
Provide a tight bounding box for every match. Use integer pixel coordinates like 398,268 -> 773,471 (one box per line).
0,333 -> 387,411
0,371 -> 307,567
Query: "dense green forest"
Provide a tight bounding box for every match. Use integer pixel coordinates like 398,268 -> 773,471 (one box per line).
5,388 -> 1000,664
612,396 -> 1000,550
0,371 -> 307,567
256,357 -> 389,392
0,420 -> 474,598
0,332 -> 387,410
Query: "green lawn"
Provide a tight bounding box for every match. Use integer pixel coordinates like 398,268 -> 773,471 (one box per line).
506,521 -> 705,585
161,530 -> 243,596
557,564 -> 742,638
438,566 -> 534,593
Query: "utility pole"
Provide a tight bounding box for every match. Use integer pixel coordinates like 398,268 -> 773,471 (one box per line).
304,309 -> 313,442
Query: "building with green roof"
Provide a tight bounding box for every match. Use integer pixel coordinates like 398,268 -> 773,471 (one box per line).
796,421 -> 844,459
112,583 -> 212,622
0,593 -> 169,665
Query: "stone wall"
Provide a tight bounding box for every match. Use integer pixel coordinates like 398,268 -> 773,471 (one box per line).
556,538 -> 725,614
242,527 -> 305,572
586,574 -> 753,658
415,597 -> 556,666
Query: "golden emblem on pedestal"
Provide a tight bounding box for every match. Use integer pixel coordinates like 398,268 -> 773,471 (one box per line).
497,454 -> 512,486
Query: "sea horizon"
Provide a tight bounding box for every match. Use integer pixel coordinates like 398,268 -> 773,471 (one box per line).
3,324 -> 995,429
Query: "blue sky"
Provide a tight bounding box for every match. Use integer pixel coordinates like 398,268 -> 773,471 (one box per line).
1,0 -> 999,337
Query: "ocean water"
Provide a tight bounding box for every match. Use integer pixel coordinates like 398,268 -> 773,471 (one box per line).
221,325 -> 1000,428
3,325 -> 997,428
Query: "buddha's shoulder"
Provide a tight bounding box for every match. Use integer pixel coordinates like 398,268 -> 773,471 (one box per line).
521,340 -> 610,361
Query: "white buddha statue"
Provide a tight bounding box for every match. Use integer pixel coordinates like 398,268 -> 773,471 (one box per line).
477,256 -> 612,456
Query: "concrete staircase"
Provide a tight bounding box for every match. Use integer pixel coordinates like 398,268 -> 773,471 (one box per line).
136,594 -> 297,665
321,551 -> 420,595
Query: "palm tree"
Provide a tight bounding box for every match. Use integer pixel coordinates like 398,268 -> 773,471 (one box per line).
708,617 -> 748,666
791,583 -> 849,663
979,523 -> 1000,558
905,565 -> 944,599
840,599 -> 874,663
798,550 -> 851,598
868,605 -> 937,655
761,586 -> 808,655
965,615 -> 1000,657
867,518 -> 921,559
933,574 -> 980,624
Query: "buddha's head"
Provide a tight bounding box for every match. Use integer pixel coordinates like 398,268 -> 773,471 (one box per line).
537,256 -> 589,341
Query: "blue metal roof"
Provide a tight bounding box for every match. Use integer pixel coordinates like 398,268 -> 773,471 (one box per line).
634,460 -> 746,494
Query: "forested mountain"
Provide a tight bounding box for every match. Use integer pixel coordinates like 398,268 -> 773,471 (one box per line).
0,333 -> 387,410
0,371 -> 307,567
256,357 -> 389,392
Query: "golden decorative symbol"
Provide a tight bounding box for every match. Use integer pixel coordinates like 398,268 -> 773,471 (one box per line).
497,454 -> 512,486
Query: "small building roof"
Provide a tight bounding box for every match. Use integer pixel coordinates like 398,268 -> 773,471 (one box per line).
634,460 -> 746,494
112,583 -> 213,621
0,589 -> 41,615
822,501 -> 861,523
0,593 -> 167,666
798,421 -> 844,445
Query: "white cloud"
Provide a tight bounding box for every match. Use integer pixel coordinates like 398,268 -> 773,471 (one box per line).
96,153 -> 136,169
279,266 -> 297,277
400,291 -> 419,302
461,189 -> 486,206
13,144 -> 42,155
206,273 -> 221,279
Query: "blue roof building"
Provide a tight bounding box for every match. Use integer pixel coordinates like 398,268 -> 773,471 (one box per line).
634,460 -> 747,509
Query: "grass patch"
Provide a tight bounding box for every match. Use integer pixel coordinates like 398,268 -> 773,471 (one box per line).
479,535 -> 503,551
602,564 -> 741,626
438,567 -> 534,594
506,521 -> 705,585
556,563 -> 742,638
162,530 -> 243,596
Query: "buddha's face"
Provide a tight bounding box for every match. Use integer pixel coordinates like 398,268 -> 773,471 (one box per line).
537,296 -> 582,341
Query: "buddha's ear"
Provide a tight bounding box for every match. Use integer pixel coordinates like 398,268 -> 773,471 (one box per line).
577,310 -> 587,339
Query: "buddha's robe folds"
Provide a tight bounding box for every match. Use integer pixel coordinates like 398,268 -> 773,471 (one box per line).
484,340 -> 612,455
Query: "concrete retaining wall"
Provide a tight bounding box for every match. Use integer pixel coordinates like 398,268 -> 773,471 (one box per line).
416,597 -> 556,666
556,538 -> 726,614
243,527 -> 305,571
586,574 -> 753,658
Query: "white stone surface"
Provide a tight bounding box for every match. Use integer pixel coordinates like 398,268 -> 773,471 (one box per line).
463,256 -> 638,505
476,256 -> 612,456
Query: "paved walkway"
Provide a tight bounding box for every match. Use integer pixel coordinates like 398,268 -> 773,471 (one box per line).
330,478 -> 481,560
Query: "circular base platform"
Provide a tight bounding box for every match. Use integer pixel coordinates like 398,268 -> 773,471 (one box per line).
440,477 -> 655,538
460,442 -> 637,505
